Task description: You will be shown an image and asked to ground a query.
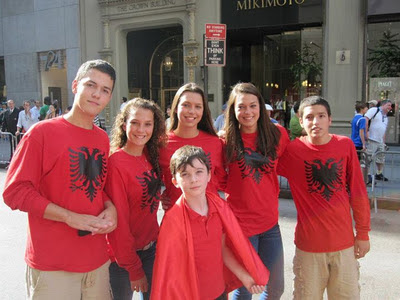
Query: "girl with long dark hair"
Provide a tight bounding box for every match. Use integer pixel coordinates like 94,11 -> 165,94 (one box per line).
224,83 -> 290,300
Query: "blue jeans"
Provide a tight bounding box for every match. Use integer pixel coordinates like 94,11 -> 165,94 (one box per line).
109,242 -> 156,300
232,223 -> 284,300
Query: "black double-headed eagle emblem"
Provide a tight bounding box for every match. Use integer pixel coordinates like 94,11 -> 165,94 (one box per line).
69,147 -> 107,202
305,158 -> 343,201
238,147 -> 275,184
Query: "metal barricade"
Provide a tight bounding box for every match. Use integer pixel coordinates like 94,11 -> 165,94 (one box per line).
369,150 -> 400,213
0,132 -> 16,166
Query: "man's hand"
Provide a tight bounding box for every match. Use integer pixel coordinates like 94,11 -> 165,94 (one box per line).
131,275 -> 148,293
95,200 -> 117,234
354,239 -> 370,259
65,211 -> 114,234
15,131 -> 20,136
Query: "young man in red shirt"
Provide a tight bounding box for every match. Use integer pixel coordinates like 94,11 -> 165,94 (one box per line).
152,146 -> 269,300
278,96 -> 371,299
3,60 -> 117,299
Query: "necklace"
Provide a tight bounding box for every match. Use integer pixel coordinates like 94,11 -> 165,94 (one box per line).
133,153 -> 149,171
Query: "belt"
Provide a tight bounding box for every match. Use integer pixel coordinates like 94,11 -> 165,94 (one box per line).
138,240 -> 155,251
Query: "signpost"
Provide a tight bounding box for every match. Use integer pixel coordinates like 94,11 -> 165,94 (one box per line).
204,23 -> 226,67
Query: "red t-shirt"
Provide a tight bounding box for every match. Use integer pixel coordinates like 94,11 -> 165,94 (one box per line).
225,125 -> 290,237
105,149 -> 160,281
159,130 -> 225,209
277,135 -> 371,252
3,117 -> 110,272
186,200 -> 225,299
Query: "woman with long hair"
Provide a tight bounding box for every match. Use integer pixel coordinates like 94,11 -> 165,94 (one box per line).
159,82 -> 225,210
105,98 -> 167,300
45,104 -> 57,119
224,83 -> 290,300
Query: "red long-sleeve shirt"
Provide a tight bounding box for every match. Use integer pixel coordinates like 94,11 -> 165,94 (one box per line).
225,125 -> 290,237
105,149 -> 160,281
277,135 -> 371,252
3,117 -> 110,272
159,131 -> 226,209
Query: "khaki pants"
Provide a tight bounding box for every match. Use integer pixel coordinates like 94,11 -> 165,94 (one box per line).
293,247 -> 360,300
26,260 -> 112,300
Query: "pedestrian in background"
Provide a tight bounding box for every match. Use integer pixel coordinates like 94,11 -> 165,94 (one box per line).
30,99 -> 41,122
16,100 -> 37,136
278,96 -> 370,299
224,82 -> 290,300
39,96 -> 51,120
3,59 -> 117,299
365,99 -> 392,181
214,102 -> 227,132
1,99 -> 20,161
106,98 -> 167,300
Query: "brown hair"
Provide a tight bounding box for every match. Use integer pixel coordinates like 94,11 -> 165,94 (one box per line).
168,83 -> 217,136
170,145 -> 210,176
224,82 -> 281,163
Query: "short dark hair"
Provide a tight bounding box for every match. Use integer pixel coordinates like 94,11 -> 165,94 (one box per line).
299,96 -> 331,118
44,96 -> 51,105
355,102 -> 368,112
74,59 -> 116,91
170,145 -> 210,177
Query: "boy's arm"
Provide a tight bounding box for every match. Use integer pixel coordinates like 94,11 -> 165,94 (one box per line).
221,234 -> 265,294
359,118 -> 367,150
347,142 -> 371,257
105,165 -> 145,282
3,130 -> 115,234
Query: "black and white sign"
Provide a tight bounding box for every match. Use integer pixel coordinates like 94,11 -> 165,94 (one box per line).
204,39 -> 226,67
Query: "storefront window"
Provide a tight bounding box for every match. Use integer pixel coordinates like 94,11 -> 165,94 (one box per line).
367,21 -> 400,143
224,27 -> 322,126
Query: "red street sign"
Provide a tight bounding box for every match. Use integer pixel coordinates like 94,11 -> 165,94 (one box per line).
205,23 -> 226,40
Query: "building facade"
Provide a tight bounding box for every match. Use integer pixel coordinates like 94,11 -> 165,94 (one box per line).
0,0 -> 399,141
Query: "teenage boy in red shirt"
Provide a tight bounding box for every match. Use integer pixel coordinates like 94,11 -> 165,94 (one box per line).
3,60 -> 117,299
278,96 -> 370,300
152,145 -> 269,300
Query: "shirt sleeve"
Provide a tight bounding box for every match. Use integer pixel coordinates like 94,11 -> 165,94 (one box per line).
3,133 -> 51,217
346,141 -> 371,240
364,107 -> 377,120
359,117 -> 366,130
16,112 -> 23,129
277,144 -> 292,179
105,162 -> 145,281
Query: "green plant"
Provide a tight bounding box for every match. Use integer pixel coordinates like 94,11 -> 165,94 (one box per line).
290,44 -> 322,91
368,30 -> 400,78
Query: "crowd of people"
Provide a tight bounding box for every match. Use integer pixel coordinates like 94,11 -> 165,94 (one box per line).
3,59 -> 371,300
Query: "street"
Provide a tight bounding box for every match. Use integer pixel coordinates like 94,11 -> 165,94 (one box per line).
1,168 -> 400,300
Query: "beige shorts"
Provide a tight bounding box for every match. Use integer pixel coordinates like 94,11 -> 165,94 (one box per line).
26,260 -> 112,300
367,139 -> 386,164
293,247 -> 360,300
